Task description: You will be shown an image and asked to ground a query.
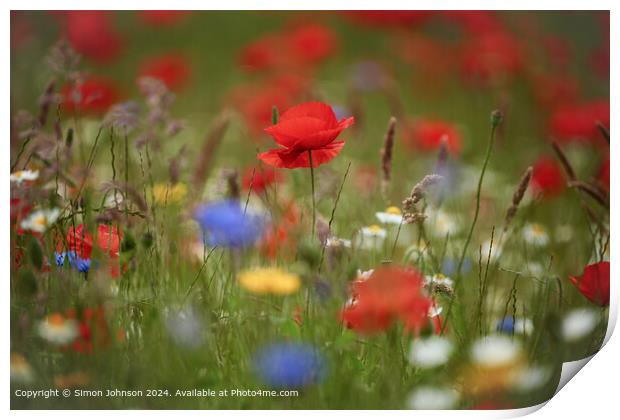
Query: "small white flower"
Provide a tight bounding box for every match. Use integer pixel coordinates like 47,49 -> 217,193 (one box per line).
480,239 -> 503,262
428,305 -> 443,318
408,386 -> 459,410
357,225 -> 387,250
409,336 -> 453,369
522,223 -> 550,247
429,210 -> 460,238
164,306 -> 206,349
10,353 -> 34,384
562,308 -> 599,342
471,335 -> 522,368
356,269 -> 374,281
10,169 -> 39,185
20,208 -> 60,233
37,314 -> 79,345
326,237 -> 352,248
375,206 -> 403,225
514,365 -> 551,392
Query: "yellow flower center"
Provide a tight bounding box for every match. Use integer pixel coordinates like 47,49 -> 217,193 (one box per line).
531,223 -> 545,236
34,215 -> 47,228
367,224 -> 384,234
385,206 -> 402,215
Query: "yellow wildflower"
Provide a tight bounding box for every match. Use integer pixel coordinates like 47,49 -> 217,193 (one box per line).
238,267 -> 301,295
153,183 -> 188,205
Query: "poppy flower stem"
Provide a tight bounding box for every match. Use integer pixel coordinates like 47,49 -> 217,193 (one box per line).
308,151 -> 316,239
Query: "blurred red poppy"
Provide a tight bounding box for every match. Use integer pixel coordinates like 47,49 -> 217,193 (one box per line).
530,73 -> 580,108
138,53 -> 191,91
531,156 -> 565,198
241,166 -> 284,194
343,11 -> 432,28
341,266 -> 432,334
96,224 -> 122,257
286,24 -> 338,66
258,102 -> 354,169
569,261 -> 610,306
549,100 -> 610,144
67,224 -> 93,259
442,11 -> 505,36
60,77 -> 120,116
64,11 -> 122,64
403,118 -> 462,155
460,33 -> 523,86
598,156 -> 610,190
238,35 -> 282,72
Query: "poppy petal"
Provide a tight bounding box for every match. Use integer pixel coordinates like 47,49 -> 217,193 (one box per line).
279,101 -> 337,126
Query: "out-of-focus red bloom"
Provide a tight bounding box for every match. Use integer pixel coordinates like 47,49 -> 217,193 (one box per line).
341,266 -> 432,335
138,11 -> 189,26
403,118 -> 462,155
237,23 -> 337,73
64,11 -> 122,64
258,102 -> 354,169
10,197 -> 31,224
287,24 -> 338,66
96,224 -> 122,257
343,11 -> 432,28
238,35 -> 282,72
442,11 -> 505,36
11,11 -> 33,50
230,75 -> 308,136
542,35 -> 572,70
138,53 -> 191,91
530,73 -> 580,108
60,77 -> 120,117
67,224 -> 93,259
549,100 -> 610,144
259,200 -> 299,261
241,166 -> 284,194
400,36 -> 454,92
598,156 -> 610,190
460,33 -> 523,86
531,156 -> 565,198
66,307 -> 113,354
569,261 -> 610,306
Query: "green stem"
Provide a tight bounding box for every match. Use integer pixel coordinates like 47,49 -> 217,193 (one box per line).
308,150 -> 316,239
441,122 -> 498,335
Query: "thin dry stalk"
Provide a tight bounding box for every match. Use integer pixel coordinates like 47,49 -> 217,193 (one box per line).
504,166 -> 533,230
380,116 -> 397,194
192,113 -> 230,189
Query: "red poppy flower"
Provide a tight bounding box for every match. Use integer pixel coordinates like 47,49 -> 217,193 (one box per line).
442,11 -> 505,36
242,166 -> 283,194
531,156 -> 565,198
60,77 -> 120,117
549,100 -> 610,144
238,35 -> 282,72
403,118 -> 462,155
96,224 -> 122,257
530,73 -> 579,108
64,11 -> 122,64
138,53 -> 191,91
341,266 -> 432,335
230,75 -> 308,136
67,224 -> 93,259
343,11 -> 432,28
138,11 -> 189,26
569,261 -> 610,306
460,33 -> 523,85
10,197 -> 31,223
286,24 -> 338,66
258,102 -> 354,169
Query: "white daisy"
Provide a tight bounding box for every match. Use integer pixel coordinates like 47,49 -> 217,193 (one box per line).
375,206 -> 403,225
20,208 -> 61,233
470,335 -> 522,368
10,169 -> 39,185
356,225 -> 387,250
513,365 -> 551,392
480,238 -> 503,262
37,313 -> 79,345
10,353 -> 34,384
409,336 -> 453,369
522,223 -> 550,247
430,210 -> 460,238
428,305 -> 443,318
408,386 -> 459,410
562,308 -> 600,342
356,269 -> 374,281
555,224 -> 574,243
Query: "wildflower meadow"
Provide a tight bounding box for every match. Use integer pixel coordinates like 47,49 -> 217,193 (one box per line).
9,10 -> 611,411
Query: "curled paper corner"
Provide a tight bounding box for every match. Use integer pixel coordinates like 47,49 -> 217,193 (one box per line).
554,355 -> 595,395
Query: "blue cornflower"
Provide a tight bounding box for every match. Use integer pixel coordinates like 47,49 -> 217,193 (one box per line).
441,257 -> 472,277
496,316 -> 534,335
66,251 -> 91,273
193,199 -> 266,248
54,252 -> 66,267
254,342 -> 326,389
